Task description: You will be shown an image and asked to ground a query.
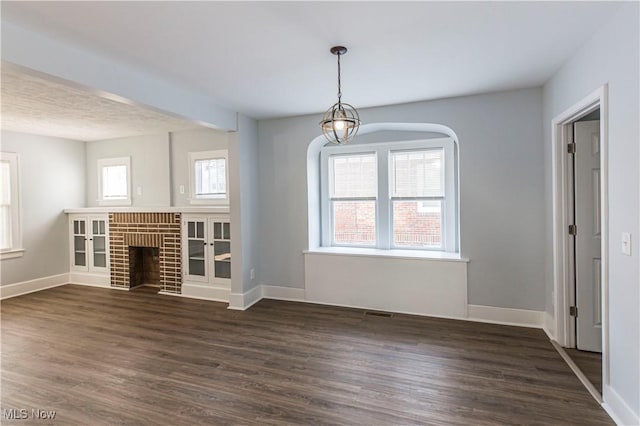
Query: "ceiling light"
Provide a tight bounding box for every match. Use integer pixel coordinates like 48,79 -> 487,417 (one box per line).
320,46 -> 361,145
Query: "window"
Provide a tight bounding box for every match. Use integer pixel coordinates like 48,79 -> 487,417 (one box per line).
329,153 -> 377,246
97,157 -> 131,205
321,138 -> 457,252
0,152 -> 23,259
189,150 -> 228,204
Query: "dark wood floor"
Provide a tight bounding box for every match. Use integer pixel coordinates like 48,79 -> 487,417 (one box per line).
565,348 -> 603,395
1,285 -> 612,425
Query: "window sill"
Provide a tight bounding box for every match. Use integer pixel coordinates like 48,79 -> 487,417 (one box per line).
1,249 -> 25,260
188,198 -> 229,206
304,247 -> 468,262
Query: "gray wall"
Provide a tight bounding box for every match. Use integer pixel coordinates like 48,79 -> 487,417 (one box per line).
86,133 -> 171,207
170,128 -> 229,206
543,2 -> 639,416
229,114 -> 260,293
257,87 -> 545,310
0,130 -> 85,285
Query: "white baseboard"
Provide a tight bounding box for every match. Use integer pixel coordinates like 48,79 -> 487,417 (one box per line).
262,285 -> 305,302
603,384 -> 639,426
542,311 -> 556,340
181,283 -> 230,302
228,285 -> 262,310
467,304 -> 544,328
0,273 -> 69,300
68,272 -> 110,288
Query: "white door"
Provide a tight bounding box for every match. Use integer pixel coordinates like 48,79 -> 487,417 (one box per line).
70,217 -> 88,272
574,120 -> 602,352
89,217 -> 109,273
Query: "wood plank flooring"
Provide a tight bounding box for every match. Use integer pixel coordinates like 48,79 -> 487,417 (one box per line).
564,348 -> 603,395
1,285 -> 612,425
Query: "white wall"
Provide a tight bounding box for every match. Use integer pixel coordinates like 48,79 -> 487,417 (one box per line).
170,128 -> 229,206
0,130 -> 85,285
257,87 -> 545,311
543,2 -> 639,420
86,133 -> 171,207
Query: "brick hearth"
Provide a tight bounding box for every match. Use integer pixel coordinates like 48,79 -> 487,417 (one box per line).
109,213 -> 182,293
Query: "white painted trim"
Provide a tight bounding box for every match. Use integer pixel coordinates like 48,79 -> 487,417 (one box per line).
68,272 -> 110,287
97,156 -> 132,206
603,384 -> 640,426
0,273 -> 69,299
64,206 -> 230,214
261,285 -> 306,302
543,311 -> 556,341
467,304 -> 544,328
228,285 -> 262,310
181,282 -> 230,303
0,249 -> 25,260
551,85 -> 609,390
303,247 -> 468,262
551,341 -> 602,403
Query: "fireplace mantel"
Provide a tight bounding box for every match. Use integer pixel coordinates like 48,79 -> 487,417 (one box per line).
64,206 -> 229,214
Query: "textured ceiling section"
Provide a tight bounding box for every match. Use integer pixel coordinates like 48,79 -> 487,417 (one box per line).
0,66 -> 202,141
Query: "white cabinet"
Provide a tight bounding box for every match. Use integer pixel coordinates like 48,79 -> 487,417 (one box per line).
69,215 -> 109,274
182,215 -> 231,287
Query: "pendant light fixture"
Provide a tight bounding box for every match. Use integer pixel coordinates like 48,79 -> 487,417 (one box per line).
320,46 -> 361,144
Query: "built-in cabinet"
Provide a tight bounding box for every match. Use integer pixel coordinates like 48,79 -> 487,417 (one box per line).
182,215 -> 231,287
69,214 -> 109,274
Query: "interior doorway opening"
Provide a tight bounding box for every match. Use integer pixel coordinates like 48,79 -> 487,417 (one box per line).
551,85 -> 608,404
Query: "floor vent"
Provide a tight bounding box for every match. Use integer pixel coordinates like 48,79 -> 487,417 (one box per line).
364,311 -> 393,318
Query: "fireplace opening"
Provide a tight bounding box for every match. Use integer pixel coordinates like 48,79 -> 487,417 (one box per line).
129,246 -> 160,289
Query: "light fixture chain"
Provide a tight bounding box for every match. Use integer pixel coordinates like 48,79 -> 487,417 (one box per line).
337,52 -> 342,102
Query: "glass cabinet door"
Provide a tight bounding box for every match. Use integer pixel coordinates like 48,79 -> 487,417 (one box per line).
212,220 -> 231,279
91,219 -> 107,269
72,219 -> 87,268
186,220 -> 206,277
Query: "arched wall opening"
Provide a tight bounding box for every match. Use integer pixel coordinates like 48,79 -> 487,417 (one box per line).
306,122 -> 460,251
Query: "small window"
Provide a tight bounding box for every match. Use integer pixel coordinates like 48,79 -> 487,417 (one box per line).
1,152 -> 23,259
97,157 -> 131,205
189,150 -> 228,204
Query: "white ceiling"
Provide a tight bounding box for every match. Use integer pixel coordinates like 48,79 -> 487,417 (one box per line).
1,65 -> 202,141
1,1 -> 622,122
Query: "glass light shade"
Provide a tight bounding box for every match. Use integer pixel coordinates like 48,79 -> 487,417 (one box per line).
320,102 -> 361,144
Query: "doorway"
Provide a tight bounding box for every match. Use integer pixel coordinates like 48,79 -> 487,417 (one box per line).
551,85 -> 608,403
566,111 -> 602,394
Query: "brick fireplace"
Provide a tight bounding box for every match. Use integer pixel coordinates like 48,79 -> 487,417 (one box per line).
109,213 -> 182,293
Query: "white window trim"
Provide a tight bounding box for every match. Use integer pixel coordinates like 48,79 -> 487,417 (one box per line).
0,152 -> 23,260
97,157 -> 131,206
320,138 -> 458,253
188,150 -> 229,205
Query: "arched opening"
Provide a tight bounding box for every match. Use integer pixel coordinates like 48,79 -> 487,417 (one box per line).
306,122 -> 460,251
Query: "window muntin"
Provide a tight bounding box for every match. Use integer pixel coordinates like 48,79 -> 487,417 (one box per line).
189,150 -> 229,204
329,153 -> 377,246
320,138 -> 457,252
97,157 -> 131,205
0,152 -> 22,258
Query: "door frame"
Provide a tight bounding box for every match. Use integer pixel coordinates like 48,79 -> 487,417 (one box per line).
551,85 -> 609,386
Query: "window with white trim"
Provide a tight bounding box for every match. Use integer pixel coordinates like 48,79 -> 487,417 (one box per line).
1,152 -> 23,259
320,138 -> 458,252
189,150 -> 228,204
97,157 -> 131,206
